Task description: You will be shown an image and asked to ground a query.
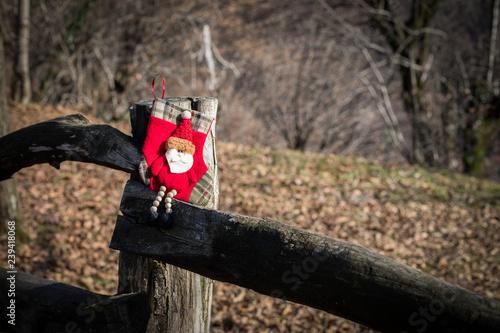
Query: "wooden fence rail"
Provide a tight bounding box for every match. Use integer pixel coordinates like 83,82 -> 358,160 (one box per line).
1,114 -> 499,333
0,267 -> 150,332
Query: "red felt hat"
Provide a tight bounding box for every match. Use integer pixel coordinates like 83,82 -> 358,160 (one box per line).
165,111 -> 195,155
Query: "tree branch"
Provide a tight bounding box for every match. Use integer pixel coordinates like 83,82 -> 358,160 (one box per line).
0,113 -> 142,181
487,0 -> 499,89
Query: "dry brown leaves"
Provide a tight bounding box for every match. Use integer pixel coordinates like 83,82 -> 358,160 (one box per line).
2,103 -> 499,332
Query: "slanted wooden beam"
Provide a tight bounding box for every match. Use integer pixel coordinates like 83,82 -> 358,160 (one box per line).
0,113 -> 141,180
0,267 -> 150,332
111,179 -> 500,333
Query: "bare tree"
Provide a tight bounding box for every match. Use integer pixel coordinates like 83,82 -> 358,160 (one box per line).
14,0 -> 31,105
253,21 -> 367,153
355,0 -> 442,165
318,0 -> 500,175
318,0 -> 412,160
0,30 -> 24,234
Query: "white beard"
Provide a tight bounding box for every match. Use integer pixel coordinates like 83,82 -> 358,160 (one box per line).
166,148 -> 194,173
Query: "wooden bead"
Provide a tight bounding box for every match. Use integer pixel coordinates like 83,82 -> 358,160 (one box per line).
172,190 -> 177,196
156,196 -> 162,202
153,201 -> 160,207
150,206 -> 157,212
167,192 -> 174,198
165,203 -> 172,209
158,191 -> 165,197
165,197 -> 172,203
160,186 -> 166,192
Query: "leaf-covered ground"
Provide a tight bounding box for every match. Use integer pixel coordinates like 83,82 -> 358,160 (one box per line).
2,103 -> 499,332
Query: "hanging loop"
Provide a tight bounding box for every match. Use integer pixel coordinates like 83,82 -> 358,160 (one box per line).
151,74 -> 166,100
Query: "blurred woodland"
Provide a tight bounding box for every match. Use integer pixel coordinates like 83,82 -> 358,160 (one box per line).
0,0 -> 499,178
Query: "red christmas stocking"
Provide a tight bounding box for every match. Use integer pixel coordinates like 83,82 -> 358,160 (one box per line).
138,98 -> 214,225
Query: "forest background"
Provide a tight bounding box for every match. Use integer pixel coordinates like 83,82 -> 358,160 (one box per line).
1,0 -> 500,180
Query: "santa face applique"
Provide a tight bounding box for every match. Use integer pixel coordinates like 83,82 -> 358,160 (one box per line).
164,111 -> 196,174
165,148 -> 194,173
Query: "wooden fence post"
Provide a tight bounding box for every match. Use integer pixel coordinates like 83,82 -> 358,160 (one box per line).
117,97 -> 218,332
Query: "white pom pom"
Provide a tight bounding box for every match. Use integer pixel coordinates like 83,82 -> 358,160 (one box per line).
181,110 -> 192,120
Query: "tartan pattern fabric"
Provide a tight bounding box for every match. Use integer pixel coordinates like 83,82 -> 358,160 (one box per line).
139,99 -> 215,206
152,99 -> 213,134
138,157 -> 150,186
189,172 -> 214,206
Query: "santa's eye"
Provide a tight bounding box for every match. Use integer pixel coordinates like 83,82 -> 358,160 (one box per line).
179,150 -> 183,153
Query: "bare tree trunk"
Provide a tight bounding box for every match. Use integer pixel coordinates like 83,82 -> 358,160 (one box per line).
318,0 -> 412,162
487,0 -> 499,89
462,0 -> 500,177
0,31 -> 23,234
351,0 -> 439,165
14,0 -> 31,105
118,98 -> 217,332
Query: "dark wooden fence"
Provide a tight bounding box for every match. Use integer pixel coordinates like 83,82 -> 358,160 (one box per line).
1,106 -> 499,333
